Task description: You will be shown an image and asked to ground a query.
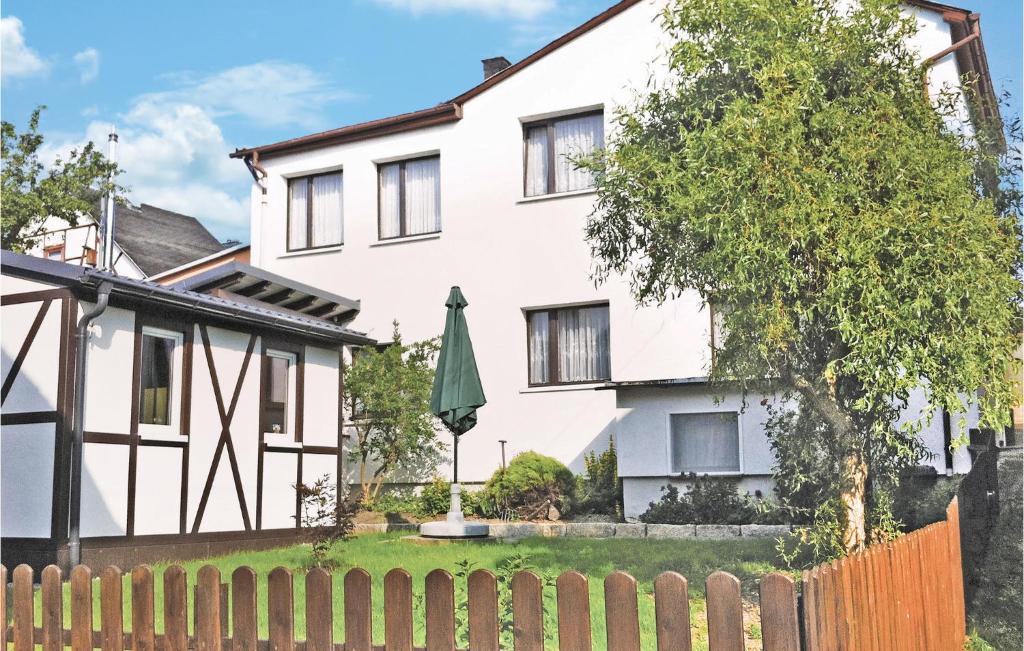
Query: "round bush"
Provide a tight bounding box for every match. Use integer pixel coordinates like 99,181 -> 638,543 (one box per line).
481,451 -> 575,520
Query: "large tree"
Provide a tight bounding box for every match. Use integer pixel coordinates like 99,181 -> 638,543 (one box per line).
583,0 -> 1021,551
1,106 -> 122,251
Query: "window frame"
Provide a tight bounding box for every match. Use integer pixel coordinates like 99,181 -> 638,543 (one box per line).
261,348 -> 299,441
286,170 -> 344,253
376,154 -> 442,241
44,244 -> 65,261
521,108 -> 604,198
136,325 -> 185,438
524,301 -> 611,388
666,410 -> 743,476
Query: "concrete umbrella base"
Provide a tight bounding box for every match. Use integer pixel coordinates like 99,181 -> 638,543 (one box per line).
419,483 -> 489,539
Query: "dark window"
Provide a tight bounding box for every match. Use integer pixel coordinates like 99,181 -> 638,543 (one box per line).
378,156 -> 441,240
526,303 -> 610,386
523,110 -> 603,197
287,172 -> 343,251
139,333 -> 175,426
262,351 -> 294,436
670,412 -> 741,473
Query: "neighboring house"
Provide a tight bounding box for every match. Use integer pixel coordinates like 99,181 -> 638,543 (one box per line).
24,203 -> 228,280
229,0 -> 998,519
0,251 -> 372,569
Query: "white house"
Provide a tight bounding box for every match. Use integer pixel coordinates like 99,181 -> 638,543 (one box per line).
1,251 -> 373,569
229,0 -> 999,518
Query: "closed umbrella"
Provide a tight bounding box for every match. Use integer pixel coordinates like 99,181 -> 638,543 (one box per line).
421,286 -> 488,538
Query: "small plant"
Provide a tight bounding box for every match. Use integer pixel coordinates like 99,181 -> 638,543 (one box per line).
573,437 -> 623,518
479,451 -> 575,520
293,475 -> 358,568
639,474 -> 784,525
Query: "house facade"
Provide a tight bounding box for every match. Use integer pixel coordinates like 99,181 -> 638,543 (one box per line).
230,0 -> 997,518
1,252 -> 372,569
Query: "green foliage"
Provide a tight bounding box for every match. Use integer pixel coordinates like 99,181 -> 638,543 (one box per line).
582,0 -> 1021,550
2,106 -> 124,251
480,451 -> 575,520
639,476 -> 785,525
417,477 -> 480,518
573,437 -> 623,517
345,322 -> 443,502
293,475 -> 357,568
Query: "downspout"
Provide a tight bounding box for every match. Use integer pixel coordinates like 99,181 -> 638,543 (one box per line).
67,281 -> 113,568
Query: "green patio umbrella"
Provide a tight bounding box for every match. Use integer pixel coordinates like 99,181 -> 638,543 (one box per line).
430,286 -> 486,483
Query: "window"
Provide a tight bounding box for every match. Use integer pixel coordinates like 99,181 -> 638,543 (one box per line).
44,244 -> 64,261
526,303 -> 610,386
261,350 -> 297,438
378,156 -> 441,239
138,327 -> 184,435
523,110 -> 603,197
287,172 -> 343,251
669,412 -> 741,474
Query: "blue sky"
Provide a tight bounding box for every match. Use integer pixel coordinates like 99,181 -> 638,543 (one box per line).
2,0 -> 1021,243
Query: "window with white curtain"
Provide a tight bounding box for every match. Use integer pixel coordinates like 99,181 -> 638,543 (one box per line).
523,111 -> 603,197
526,303 -> 610,386
670,412 -> 741,474
287,172 -> 343,251
378,156 -> 441,239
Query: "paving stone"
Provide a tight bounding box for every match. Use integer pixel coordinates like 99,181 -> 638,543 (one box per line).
695,524 -> 741,538
564,522 -> 616,538
645,524 -> 697,539
740,524 -> 792,538
614,523 -> 647,538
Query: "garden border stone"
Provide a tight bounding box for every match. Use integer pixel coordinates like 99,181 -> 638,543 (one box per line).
695,524 -> 741,538
740,524 -> 792,538
646,524 -> 697,539
354,521 -> 791,539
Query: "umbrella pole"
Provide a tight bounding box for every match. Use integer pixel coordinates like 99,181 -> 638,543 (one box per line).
453,432 -> 459,484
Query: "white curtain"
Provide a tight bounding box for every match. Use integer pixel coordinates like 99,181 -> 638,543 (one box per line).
405,157 -> 440,235
554,114 -> 602,193
556,305 -> 610,382
525,126 -> 549,197
379,163 -> 401,238
528,311 -> 550,384
670,412 -> 740,473
311,173 -> 343,246
288,179 -> 308,249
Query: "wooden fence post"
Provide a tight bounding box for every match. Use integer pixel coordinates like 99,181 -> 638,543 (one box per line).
947,498 -> 966,644
305,567 -> 334,651
100,566 -> 124,651
511,571 -> 544,651
467,569 -> 499,651
555,571 -> 592,651
268,567 -> 295,651
604,571 -> 640,651
801,568 -> 818,651
12,564 -> 33,651
384,568 -> 413,651
759,573 -> 799,651
163,566 -> 189,651
654,571 -> 691,651
40,565 -> 63,651
196,565 -> 222,651
132,565 -> 156,651
705,571 -> 744,651
425,569 -> 455,651
231,567 -> 258,651
70,565 -> 93,651
344,568 -> 373,651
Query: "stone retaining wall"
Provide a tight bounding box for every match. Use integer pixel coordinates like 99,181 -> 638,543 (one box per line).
353,522 -> 792,540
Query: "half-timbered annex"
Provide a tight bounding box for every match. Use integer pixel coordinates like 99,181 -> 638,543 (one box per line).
1,251 -> 374,570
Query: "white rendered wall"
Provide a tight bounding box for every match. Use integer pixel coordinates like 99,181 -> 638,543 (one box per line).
1,423 -> 56,537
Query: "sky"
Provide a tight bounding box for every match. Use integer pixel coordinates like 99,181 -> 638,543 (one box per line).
2,0 -> 1021,244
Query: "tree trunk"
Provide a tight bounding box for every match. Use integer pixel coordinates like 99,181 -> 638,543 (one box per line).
840,449 -> 868,551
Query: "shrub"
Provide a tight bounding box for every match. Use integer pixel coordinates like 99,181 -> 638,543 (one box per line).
365,489 -> 420,514
892,468 -> 963,532
573,437 -> 623,518
417,477 -> 480,518
294,475 -> 358,568
480,452 -> 575,520
639,474 -> 784,525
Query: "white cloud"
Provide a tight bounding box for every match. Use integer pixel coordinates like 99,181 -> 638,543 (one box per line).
80,105 -> 99,117
371,0 -> 554,20
1,16 -> 49,80
72,47 -> 99,83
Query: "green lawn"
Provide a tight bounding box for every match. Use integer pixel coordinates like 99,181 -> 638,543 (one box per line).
37,533 -> 791,650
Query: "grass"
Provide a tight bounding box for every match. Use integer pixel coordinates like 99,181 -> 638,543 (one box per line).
32,533 -> 791,651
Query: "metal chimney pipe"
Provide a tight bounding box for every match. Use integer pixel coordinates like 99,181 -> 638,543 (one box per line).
98,127 -> 118,271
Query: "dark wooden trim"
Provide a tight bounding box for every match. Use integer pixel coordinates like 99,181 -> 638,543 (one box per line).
524,302 -> 611,387
260,288 -> 294,304
306,302 -> 338,317
125,321 -> 144,537
234,280 -> 272,297
0,287 -> 73,306
2,299 -> 53,405
337,347 -> 346,522
51,296 -> 78,542
942,409 -> 955,471
192,327 -> 256,533
376,155 -> 441,241
286,171 -> 344,252
521,109 -> 603,197
1,410 -> 58,425
83,432 -> 189,448
304,445 -> 340,455
179,325 -> 194,535
281,295 -> 316,311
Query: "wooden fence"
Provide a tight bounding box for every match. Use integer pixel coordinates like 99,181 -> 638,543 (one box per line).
0,499 -> 965,651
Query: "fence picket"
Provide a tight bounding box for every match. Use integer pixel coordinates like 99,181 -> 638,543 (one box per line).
196,565 -> 222,651
653,571 -> 691,651
344,568 -> 373,651
425,569 -> 456,651
12,564 -> 33,651
801,569 -> 819,651
467,569 -> 499,651
603,571 -> 640,651
163,566 -> 188,651
40,565 -> 63,651
947,498 -> 966,644
231,567 -> 258,651
100,566 -> 124,651
556,571 -> 592,651
268,567 -> 295,651
384,568 -> 413,651
305,568 -> 334,651
0,565 -> 6,651
131,565 -> 156,651
705,571 -> 744,651
70,565 -> 94,651
511,571 -> 545,651
759,573 -> 799,651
